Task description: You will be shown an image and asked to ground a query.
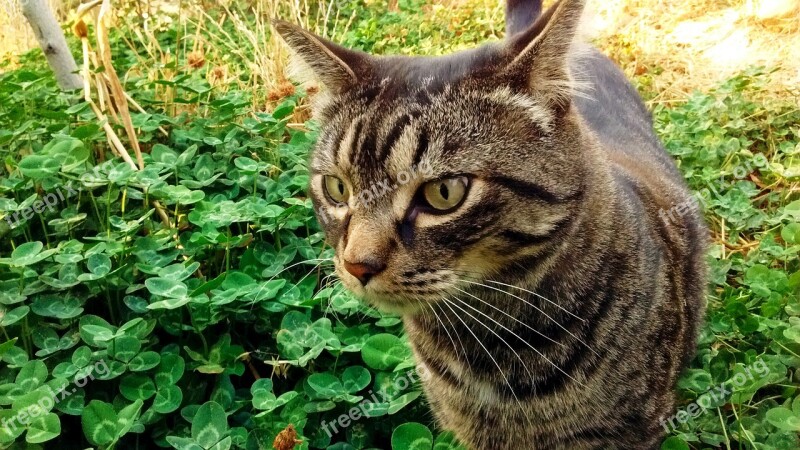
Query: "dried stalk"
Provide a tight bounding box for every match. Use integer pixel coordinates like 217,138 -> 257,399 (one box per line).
75,0 -> 169,227
97,0 -> 143,170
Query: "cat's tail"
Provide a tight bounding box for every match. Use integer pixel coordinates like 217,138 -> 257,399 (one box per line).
505,0 -> 542,37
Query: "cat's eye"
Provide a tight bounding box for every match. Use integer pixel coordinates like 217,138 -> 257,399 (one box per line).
421,177 -> 469,212
324,176 -> 349,204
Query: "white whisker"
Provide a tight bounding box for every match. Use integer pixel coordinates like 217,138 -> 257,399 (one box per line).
428,303 -> 466,360
450,295 -> 585,388
452,286 -> 564,348
459,279 -> 599,357
440,298 -> 522,403
485,279 -> 585,322
248,258 -> 333,309
449,268 -> 584,322
442,297 -> 536,430
435,302 -> 470,361
447,297 -> 536,382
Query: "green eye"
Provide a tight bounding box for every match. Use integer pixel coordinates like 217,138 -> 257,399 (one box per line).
324,176 -> 349,203
422,177 -> 468,211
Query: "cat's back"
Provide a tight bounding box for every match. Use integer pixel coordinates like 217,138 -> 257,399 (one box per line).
571,47 -> 683,181
568,46 -> 709,241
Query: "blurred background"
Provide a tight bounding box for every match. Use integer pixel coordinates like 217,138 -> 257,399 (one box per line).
2,0 -> 798,99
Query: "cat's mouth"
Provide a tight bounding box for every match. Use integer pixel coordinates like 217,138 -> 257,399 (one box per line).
334,264 -> 454,315
343,279 -> 443,315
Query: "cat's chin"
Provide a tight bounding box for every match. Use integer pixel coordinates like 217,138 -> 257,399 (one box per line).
360,294 -> 432,316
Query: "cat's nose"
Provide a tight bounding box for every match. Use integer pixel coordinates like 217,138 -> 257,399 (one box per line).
343,259 -> 386,286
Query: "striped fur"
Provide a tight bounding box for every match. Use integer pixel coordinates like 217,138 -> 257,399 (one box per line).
275,0 -> 707,448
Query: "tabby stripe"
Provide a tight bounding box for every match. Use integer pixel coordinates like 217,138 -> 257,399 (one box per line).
627,172 -> 697,373
344,117 -> 366,163
354,123 -> 379,169
681,230 -> 705,363
498,229 -> 551,247
429,200 -> 503,250
497,216 -> 578,278
441,141 -> 461,157
488,175 -> 581,203
377,113 -> 415,164
340,214 -> 352,250
397,218 -> 415,247
454,293 -> 602,398
535,327 -> 599,394
497,214 -> 575,248
356,83 -> 383,103
411,129 -> 429,166
512,255 -> 624,398
329,123 -> 349,163
518,308 -> 606,396
416,349 -> 464,388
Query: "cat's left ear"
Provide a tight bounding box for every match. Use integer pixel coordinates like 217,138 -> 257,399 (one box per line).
273,20 -> 373,93
500,0 -> 585,112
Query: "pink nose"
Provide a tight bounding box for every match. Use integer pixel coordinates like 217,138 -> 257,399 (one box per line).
344,259 -> 386,286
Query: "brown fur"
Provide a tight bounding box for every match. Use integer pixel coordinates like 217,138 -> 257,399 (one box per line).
275,0 -> 707,448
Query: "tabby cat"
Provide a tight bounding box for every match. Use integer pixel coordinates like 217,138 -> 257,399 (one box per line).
275,0 -> 707,448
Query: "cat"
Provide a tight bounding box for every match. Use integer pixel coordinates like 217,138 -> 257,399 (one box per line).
275,0 -> 707,448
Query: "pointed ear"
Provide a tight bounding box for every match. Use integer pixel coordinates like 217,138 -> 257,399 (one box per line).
501,0 -> 585,112
272,20 -> 372,93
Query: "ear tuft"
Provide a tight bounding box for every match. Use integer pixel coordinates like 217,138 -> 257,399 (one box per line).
272,19 -> 371,93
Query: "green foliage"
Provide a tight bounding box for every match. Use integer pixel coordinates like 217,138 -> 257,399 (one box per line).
334,0 -> 503,55
651,68 -> 800,449
0,3 -> 460,447
0,2 -> 798,450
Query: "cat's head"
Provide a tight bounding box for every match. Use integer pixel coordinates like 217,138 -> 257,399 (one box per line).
275,0 -> 589,314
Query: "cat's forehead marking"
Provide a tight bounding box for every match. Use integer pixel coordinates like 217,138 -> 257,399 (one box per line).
334,114 -> 365,170
325,94 -> 427,186
484,87 -> 554,133
316,78 -> 553,198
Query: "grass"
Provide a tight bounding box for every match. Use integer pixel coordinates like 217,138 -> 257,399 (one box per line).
0,1 -> 798,449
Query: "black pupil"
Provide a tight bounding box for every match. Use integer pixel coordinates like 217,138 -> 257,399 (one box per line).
337,180 -> 343,195
439,183 -> 449,200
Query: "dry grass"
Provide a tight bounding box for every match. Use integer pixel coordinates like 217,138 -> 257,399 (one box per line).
177,0 -> 355,107
36,0 -> 354,114
589,0 -> 800,100
2,0 -> 798,102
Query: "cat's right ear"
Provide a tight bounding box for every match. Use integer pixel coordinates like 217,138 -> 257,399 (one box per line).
272,20 -> 372,93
